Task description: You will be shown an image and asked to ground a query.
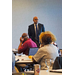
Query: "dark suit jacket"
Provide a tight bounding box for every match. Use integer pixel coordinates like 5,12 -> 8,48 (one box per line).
28,23 -> 45,42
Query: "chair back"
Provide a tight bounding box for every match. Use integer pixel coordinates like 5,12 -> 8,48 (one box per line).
53,56 -> 62,69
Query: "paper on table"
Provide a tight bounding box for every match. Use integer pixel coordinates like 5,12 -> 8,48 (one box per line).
12,49 -> 18,51
15,56 -> 32,61
16,53 -> 24,56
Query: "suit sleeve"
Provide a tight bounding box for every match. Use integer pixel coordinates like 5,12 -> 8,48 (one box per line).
42,25 -> 45,32
28,26 -> 32,38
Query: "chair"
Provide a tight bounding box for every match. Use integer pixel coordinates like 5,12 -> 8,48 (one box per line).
24,64 -> 34,71
53,56 -> 62,69
15,64 -> 34,72
15,64 -> 27,72
15,66 -> 19,73
12,66 -> 19,73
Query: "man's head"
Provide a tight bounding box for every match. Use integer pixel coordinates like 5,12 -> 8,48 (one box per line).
22,33 -> 28,43
22,33 -> 28,38
33,16 -> 38,24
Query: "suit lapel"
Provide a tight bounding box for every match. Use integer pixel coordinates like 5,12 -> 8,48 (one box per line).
32,24 -> 35,36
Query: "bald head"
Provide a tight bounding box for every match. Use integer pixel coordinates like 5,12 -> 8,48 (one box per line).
22,33 -> 28,43
33,16 -> 38,20
22,33 -> 28,38
33,16 -> 38,24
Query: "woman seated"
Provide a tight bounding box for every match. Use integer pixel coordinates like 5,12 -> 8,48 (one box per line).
32,31 -> 59,70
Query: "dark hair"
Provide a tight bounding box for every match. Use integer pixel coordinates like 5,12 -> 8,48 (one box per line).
42,34 -> 52,45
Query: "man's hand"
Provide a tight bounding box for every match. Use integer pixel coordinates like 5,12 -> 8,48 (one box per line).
20,37 -> 24,43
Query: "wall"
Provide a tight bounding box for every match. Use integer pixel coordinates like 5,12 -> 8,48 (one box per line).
12,0 -> 62,49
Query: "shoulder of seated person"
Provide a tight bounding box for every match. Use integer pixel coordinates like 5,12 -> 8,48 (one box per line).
39,46 -> 46,50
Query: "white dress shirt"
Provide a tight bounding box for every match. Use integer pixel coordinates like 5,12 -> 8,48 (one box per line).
34,23 -> 39,35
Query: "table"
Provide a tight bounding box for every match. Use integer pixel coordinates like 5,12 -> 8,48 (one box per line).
15,55 -> 33,64
15,55 -> 62,75
25,70 -> 62,75
12,70 -> 62,75
15,55 -> 33,72
12,49 -> 18,55
12,72 -> 34,75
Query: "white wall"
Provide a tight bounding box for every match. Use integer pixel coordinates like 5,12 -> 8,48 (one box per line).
12,0 -> 62,49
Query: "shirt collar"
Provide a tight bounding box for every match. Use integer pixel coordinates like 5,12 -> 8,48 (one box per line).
34,23 -> 38,26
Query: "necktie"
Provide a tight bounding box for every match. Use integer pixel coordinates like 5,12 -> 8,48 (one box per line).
35,25 -> 38,40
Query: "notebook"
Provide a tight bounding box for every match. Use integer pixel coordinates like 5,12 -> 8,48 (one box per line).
29,48 -> 39,56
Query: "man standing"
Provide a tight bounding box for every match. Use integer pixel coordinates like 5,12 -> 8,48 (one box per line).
28,16 -> 45,47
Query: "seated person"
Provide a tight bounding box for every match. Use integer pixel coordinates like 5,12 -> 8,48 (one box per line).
32,31 -> 59,70
18,33 -> 37,55
12,52 -> 16,73
39,31 -> 61,56
52,42 -> 61,56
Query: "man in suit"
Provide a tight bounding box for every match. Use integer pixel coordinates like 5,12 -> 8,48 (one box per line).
28,16 -> 45,47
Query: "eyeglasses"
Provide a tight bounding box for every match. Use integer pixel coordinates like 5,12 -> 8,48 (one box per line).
34,19 -> 38,20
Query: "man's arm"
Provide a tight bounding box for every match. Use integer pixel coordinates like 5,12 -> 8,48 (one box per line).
18,37 -> 27,53
18,42 -> 23,53
18,37 -> 24,52
18,42 -> 28,53
42,25 -> 45,32
18,42 -> 22,50
28,26 -> 32,38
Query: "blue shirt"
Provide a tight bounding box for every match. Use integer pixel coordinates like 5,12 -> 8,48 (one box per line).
12,52 -> 15,71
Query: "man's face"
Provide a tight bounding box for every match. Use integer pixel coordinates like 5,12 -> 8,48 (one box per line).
33,17 -> 38,24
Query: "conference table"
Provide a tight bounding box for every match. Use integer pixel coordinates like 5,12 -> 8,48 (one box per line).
15,54 -> 33,72
15,54 -> 33,64
15,54 -> 62,75
13,70 -> 62,75
25,70 -> 62,75
12,49 -> 18,55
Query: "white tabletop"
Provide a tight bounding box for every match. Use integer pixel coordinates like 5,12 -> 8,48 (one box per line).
12,49 -> 18,54
15,55 -> 62,75
12,49 -> 18,52
15,55 -> 33,64
25,70 -> 62,75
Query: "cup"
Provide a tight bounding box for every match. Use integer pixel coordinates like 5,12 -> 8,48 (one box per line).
50,59 -> 54,70
45,59 -> 54,71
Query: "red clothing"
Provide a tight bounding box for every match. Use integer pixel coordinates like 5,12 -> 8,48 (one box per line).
18,38 -> 37,55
